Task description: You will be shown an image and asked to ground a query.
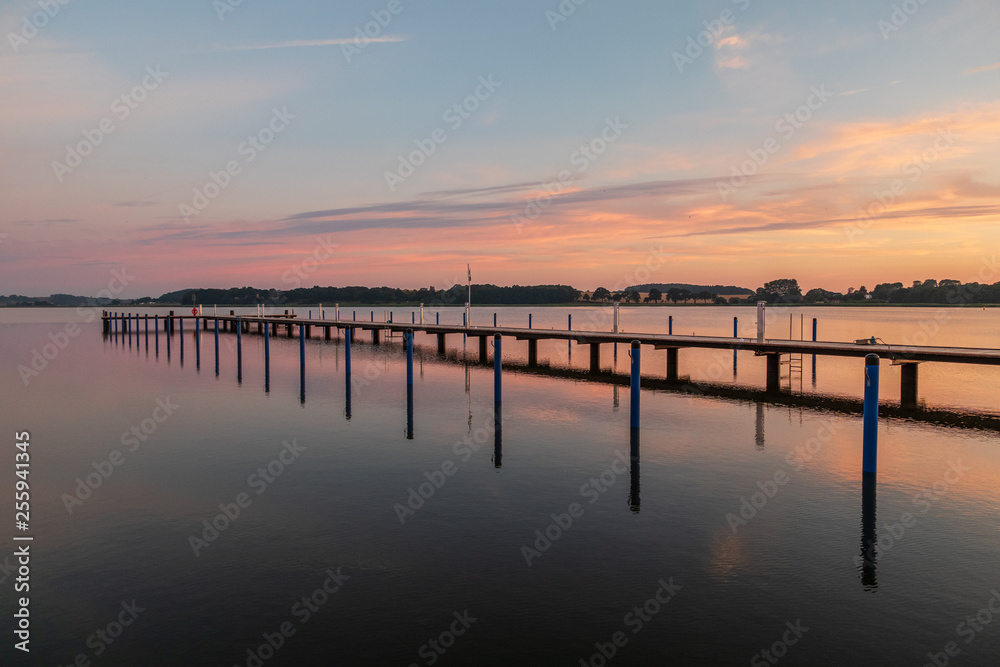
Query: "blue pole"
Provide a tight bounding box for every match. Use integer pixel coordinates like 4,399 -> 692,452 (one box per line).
154,315 -> 159,356
113,312 -> 118,336
733,316 -> 738,372
568,314 -> 572,331
862,354 -> 880,473
299,324 -> 305,400
494,313 -> 497,327
529,313 -> 532,329
214,319 -> 219,376
630,341 -> 641,430
309,310 -> 312,319
264,322 -> 270,392
406,330 -> 414,386
436,313 -> 440,325
237,319 -> 243,382
463,313 -> 466,327
128,314 -> 132,349
145,314 -> 149,352
195,318 -> 200,369
668,316 -> 673,336
412,312 -> 415,324
345,327 -> 352,377
812,317 -> 818,379
179,317 -> 184,362
494,334 -> 502,404
353,310 -> 356,321
371,310 -> 374,322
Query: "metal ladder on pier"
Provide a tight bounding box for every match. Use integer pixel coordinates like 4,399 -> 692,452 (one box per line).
782,313 -> 805,391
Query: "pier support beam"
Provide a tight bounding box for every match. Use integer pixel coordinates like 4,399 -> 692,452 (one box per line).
306,324 -> 312,339
900,362 -> 919,408
437,333 -> 446,356
257,321 -> 263,334
372,329 -> 380,345
479,336 -> 488,364
665,347 -> 679,383
325,326 -> 331,341
528,339 -> 538,367
590,343 -> 601,374
766,353 -> 781,394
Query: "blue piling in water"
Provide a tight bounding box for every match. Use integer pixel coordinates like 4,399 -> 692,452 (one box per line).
733,316 -> 738,372
128,315 -> 132,349
154,316 -> 158,355
494,313 -> 497,327
145,314 -> 149,352
412,312 -> 415,324
668,316 -> 673,336
309,310 -> 312,319
179,317 -> 184,362
494,334 -> 502,403
630,341 -> 641,430
299,324 -> 305,402
406,330 -> 414,386
863,354 -> 880,473
370,311 -> 374,322
528,313 -> 532,329
812,317 -> 818,380
264,322 -> 270,392
353,310 -> 356,321
345,327 -> 352,375
195,318 -> 200,369
237,319 -> 243,383
568,314 -> 572,331
436,313 -> 439,325
214,319 -> 220,376
113,313 -> 118,336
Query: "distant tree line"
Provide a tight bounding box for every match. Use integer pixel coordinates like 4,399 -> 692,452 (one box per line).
724,278 -> 1000,305
155,284 -> 581,306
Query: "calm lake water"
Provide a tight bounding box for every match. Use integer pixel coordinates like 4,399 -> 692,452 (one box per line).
2,306 -> 999,665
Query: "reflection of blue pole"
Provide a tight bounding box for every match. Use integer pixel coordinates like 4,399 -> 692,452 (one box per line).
668,316 -> 673,335
863,354 -> 880,473
630,341 -> 641,430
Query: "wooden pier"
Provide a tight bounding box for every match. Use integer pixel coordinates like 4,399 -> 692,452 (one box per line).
102,310 -> 1000,409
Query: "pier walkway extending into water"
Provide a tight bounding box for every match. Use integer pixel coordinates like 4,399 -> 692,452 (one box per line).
102,310 -> 1000,409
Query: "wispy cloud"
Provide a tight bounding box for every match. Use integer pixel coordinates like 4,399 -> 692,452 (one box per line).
964,61 -> 1000,75
214,36 -> 408,52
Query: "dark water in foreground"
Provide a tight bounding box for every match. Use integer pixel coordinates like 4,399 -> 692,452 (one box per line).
2,308 -> 999,665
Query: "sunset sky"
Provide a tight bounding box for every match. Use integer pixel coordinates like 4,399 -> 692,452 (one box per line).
2,0 -> 999,298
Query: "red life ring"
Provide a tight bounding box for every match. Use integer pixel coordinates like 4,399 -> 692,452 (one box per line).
191,307 -> 198,316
